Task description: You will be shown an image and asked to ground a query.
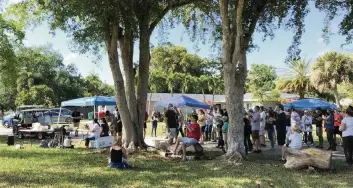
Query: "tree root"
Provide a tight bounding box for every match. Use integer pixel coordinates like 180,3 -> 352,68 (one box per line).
223,151 -> 246,164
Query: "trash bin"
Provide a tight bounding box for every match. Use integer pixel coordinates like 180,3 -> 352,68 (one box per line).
88,112 -> 94,120
7,134 -> 14,146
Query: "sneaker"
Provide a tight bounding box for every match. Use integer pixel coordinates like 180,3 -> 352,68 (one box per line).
261,144 -> 267,147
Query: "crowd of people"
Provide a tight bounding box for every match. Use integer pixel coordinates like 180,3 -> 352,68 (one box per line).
80,103 -> 353,168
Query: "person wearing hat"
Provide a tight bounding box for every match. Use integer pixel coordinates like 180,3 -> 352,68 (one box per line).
281,124 -> 303,162
301,110 -> 313,146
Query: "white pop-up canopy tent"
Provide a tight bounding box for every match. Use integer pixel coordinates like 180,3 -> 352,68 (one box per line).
58,96 -> 116,124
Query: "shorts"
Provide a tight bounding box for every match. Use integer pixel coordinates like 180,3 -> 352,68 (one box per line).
201,125 -> 206,132
259,126 -> 265,136
180,137 -> 198,147
277,130 -> 286,146
252,130 -> 259,140
168,128 -> 177,139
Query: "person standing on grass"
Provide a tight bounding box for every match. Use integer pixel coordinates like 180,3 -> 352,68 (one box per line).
72,108 -> 81,137
198,109 -> 206,144
173,114 -> 201,161
314,108 -> 324,148
244,114 -> 253,154
275,104 -> 287,161
164,104 -> 178,145
177,108 -> 185,138
301,110 -> 314,146
324,109 -> 336,151
265,111 -> 276,148
222,116 -> 229,151
212,108 -> 221,142
259,106 -> 267,147
334,109 -> 343,146
205,109 -> 214,141
250,106 -> 261,153
151,111 -> 158,137
143,111 -> 148,139
340,106 -> 353,165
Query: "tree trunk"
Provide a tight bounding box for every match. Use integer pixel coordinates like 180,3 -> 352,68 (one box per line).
224,50 -> 247,158
135,16 -> 151,149
333,85 -> 341,109
119,33 -> 141,146
299,91 -> 305,99
219,0 -> 246,159
106,27 -> 136,147
284,148 -> 332,170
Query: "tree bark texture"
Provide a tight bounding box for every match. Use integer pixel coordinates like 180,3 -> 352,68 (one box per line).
119,32 -> 142,147
136,13 -> 151,149
333,85 -> 341,109
284,148 -> 332,170
106,26 -> 136,148
219,0 -> 247,159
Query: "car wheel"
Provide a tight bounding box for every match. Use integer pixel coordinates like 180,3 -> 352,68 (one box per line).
3,121 -> 9,128
37,133 -> 43,140
65,118 -> 72,123
18,132 -> 24,139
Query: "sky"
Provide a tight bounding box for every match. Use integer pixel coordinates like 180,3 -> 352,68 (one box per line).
5,1 -> 353,85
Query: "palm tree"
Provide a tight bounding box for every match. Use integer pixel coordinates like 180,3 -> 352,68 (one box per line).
277,58 -> 312,99
310,52 -> 353,108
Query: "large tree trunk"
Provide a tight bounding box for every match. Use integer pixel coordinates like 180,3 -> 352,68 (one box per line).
333,85 -> 341,109
106,26 -> 136,147
224,51 -> 247,158
219,0 -> 246,159
135,15 -> 151,149
119,32 -> 141,146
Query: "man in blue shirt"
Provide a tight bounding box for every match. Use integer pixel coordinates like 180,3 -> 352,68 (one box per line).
324,109 -> 336,151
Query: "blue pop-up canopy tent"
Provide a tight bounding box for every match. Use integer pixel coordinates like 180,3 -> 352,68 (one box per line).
154,95 -> 210,109
61,96 -> 116,107
284,98 -> 337,110
58,96 -> 116,124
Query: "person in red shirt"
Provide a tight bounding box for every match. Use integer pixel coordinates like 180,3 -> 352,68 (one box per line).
334,110 -> 343,145
173,114 -> 201,160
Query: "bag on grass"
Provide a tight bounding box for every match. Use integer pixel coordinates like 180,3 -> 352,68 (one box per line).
39,140 -> 49,148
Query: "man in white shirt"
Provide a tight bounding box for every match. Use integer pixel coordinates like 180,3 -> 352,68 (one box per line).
251,106 -> 261,153
259,106 -> 267,147
287,108 -> 300,143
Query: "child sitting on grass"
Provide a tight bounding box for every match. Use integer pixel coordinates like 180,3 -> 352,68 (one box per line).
281,124 -> 302,162
109,136 -> 131,169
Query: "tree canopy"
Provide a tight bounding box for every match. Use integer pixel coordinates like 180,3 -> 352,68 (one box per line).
0,45 -> 114,110
149,43 -> 223,94
311,51 -> 353,107
246,64 -> 277,102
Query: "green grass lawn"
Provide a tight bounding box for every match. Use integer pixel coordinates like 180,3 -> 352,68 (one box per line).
1,123 -> 352,187
1,135 -> 353,188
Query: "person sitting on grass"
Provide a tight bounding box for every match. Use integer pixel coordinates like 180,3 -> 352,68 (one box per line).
109,136 -> 131,169
85,118 -> 101,148
281,124 -> 302,162
173,114 -> 201,161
